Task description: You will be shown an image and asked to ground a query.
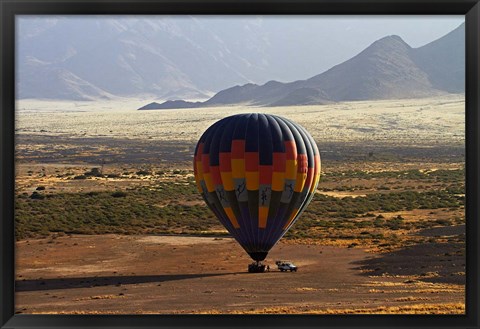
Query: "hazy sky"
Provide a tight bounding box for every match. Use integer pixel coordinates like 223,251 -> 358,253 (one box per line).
256,15 -> 464,48
17,15 -> 465,98
194,16 -> 464,44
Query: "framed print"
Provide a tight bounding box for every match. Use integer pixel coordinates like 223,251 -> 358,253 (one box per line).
1,0 -> 479,328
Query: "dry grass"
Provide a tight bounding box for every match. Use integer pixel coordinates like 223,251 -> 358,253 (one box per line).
361,280 -> 464,295
31,303 -> 465,315
186,303 -> 465,314
74,294 -> 125,301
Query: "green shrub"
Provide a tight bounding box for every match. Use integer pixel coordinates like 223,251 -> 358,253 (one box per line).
30,192 -> 45,200
85,168 -> 103,177
111,191 -> 127,198
435,218 -> 452,226
136,170 -> 151,176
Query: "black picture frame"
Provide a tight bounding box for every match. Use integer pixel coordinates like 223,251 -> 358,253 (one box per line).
1,0 -> 479,328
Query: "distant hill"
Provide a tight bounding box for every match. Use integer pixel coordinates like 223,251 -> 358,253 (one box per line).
412,22 -> 465,93
145,23 -> 464,109
138,100 -> 202,110
16,18 -> 271,101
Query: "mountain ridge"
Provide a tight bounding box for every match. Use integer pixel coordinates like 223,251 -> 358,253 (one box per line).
141,23 -> 464,110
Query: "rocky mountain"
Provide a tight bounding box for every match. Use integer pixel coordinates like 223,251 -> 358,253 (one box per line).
16,17 -> 272,100
144,23 -> 464,109
18,16 -> 373,101
411,22 -> 465,93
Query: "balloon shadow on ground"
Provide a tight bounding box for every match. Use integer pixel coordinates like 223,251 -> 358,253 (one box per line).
16,272 -> 245,292
352,225 -> 466,285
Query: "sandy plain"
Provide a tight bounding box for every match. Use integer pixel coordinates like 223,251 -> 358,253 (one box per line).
16,94 -> 464,145
14,94 -> 466,314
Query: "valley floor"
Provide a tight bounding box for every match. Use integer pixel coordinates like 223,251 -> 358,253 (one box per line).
14,96 -> 466,314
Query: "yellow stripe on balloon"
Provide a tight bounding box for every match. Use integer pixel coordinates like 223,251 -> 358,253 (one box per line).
271,172 -> 285,191
220,172 -> 234,191
224,207 -> 240,228
203,173 -> 215,192
259,207 -> 269,228
309,173 -> 321,193
294,172 -> 307,192
245,171 -> 259,190
285,159 -> 297,180
231,159 -> 245,178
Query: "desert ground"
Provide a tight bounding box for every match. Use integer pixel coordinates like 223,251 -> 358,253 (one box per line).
16,233 -> 464,314
14,94 -> 465,314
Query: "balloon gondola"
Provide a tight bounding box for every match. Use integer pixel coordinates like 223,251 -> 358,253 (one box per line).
193,113 -> 321,271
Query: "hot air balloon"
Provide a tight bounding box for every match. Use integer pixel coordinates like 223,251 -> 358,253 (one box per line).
193,113 -> 321,272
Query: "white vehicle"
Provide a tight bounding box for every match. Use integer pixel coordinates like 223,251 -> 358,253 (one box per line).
276,260 -> 298,272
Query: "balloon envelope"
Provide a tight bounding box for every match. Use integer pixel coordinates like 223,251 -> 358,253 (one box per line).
194,113 -> 321,261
